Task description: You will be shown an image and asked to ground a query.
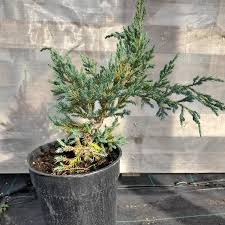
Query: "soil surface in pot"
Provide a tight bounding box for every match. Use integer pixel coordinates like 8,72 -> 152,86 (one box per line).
31,146 -> 119,175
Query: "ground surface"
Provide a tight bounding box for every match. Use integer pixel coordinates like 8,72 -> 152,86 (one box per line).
1,174 -> 225,225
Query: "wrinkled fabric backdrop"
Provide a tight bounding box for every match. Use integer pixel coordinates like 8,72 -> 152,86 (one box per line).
0,0 -> 225,173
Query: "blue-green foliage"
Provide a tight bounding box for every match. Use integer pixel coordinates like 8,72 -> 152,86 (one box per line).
42,0 -> 225,174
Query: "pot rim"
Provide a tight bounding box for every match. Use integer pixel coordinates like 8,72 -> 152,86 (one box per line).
27,140 -> 122,178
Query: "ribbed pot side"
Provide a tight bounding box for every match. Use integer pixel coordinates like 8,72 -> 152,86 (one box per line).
27,142 -> 121,225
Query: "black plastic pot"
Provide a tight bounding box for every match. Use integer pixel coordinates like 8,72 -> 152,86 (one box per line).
27,141 -> 121,225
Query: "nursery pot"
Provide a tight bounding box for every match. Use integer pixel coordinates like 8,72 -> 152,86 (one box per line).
27,141 -> 121,225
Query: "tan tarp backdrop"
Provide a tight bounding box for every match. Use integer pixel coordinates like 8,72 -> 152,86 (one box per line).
0,0 -> 225,173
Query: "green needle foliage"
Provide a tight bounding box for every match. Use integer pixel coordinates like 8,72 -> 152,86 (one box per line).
42,0 -> 225,174
0,202 -> 9,216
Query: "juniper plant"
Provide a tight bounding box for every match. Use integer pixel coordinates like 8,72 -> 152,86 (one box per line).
42,0 -> 225,175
